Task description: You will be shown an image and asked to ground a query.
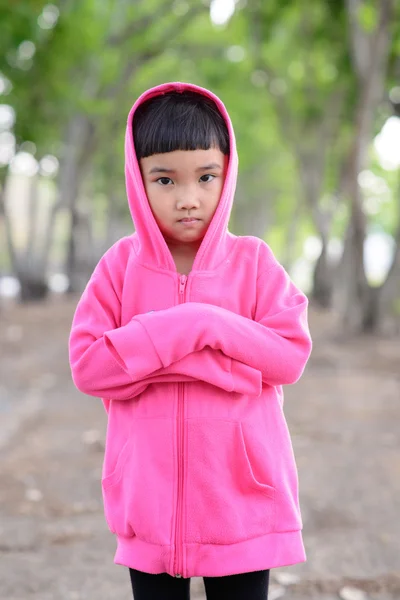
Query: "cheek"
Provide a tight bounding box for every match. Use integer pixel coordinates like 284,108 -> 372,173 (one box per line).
208,186 -> 223,214
147,192 -> 174,230
147,189 -> 164,215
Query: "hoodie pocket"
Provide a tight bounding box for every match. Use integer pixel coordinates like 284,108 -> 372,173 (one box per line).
102,438 -> 133,537
185,419 -> 275,545
101,418 -> 174,545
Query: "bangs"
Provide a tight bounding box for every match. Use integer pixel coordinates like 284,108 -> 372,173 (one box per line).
133,91 -> 230,160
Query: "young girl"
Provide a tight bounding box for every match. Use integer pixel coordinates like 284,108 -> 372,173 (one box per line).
69,82 -> 312,600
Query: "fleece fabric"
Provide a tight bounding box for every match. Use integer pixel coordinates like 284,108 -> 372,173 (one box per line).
69,81 -> 312,579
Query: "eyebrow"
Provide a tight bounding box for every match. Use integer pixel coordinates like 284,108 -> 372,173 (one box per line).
149,167 -> 176,174
197,163 -> 222,171
148,163 -> 222,175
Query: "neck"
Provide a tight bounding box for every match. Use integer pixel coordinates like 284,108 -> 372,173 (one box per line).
164,238 -> 201,257
164,238 -> 202,275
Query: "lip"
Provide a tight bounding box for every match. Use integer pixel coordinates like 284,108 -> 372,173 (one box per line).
179,218 -> 200,223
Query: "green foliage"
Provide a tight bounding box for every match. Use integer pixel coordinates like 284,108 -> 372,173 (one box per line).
1,0 -> 399,280
357,1 -> 378,33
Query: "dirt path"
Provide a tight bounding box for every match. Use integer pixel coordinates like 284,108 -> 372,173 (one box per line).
0,299 -> 399,599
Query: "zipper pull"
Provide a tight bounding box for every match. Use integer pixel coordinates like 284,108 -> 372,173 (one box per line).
179,275 -> 187,295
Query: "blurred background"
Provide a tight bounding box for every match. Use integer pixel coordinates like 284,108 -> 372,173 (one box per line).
0,1 -> 399,599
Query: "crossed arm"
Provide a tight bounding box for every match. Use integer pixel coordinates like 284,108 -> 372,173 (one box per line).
69,256 -> 311,402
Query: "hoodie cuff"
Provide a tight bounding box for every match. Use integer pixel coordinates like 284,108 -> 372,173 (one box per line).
104,319 -> 163,380
231,361 -> 262,396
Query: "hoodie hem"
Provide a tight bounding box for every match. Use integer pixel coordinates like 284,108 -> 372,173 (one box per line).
114,530 -> 306,578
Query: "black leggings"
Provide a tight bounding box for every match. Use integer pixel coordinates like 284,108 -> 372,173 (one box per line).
129,568 -> 269,600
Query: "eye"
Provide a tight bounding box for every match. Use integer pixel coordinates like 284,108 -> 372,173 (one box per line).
157,177 -> 173,186
199,174 -> 215,183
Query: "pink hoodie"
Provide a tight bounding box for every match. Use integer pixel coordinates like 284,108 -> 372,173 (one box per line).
69,82 -> 312,578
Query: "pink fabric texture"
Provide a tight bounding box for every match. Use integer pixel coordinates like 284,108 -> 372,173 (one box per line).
69,82 -> 312,578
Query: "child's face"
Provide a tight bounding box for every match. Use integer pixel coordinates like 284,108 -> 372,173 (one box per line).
140,148 -> 228,248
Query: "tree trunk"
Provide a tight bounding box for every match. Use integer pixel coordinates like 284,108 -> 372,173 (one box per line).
66,208 -> 95,293
0,169 -> 19,276
312,238 -> 333,308
65,208 -> 83,294
298,151 -> 337,308
369,173 -> 400,331
338,0 -> 394,333
25,173 -> 40,266
41,114 -> 88,257
17,174 -> 50,302
1,169 -> 50,302
340,207 -> 369,332
281,198 -> 301,272
17,270 -> 49,302
38,112 -> 95,294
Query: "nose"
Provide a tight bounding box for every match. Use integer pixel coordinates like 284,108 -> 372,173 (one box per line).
176,185 -> 200,211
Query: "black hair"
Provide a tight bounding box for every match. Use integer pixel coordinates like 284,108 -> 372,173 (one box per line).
132,91 -> 230,160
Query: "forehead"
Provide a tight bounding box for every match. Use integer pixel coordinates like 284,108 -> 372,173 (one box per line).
141,148 -> 226,173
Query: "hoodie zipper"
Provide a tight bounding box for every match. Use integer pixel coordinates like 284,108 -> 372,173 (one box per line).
175,274 -> 187,578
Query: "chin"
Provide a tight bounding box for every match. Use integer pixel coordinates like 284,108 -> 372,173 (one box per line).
180,235 -> 202,244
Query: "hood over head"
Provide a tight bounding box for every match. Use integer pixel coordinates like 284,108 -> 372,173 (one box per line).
125,82 -> 238,272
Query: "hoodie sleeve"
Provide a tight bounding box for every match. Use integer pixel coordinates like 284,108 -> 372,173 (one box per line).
114,350 -> 261,399
133,263 -> 312,387
69,244 -> 261,400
